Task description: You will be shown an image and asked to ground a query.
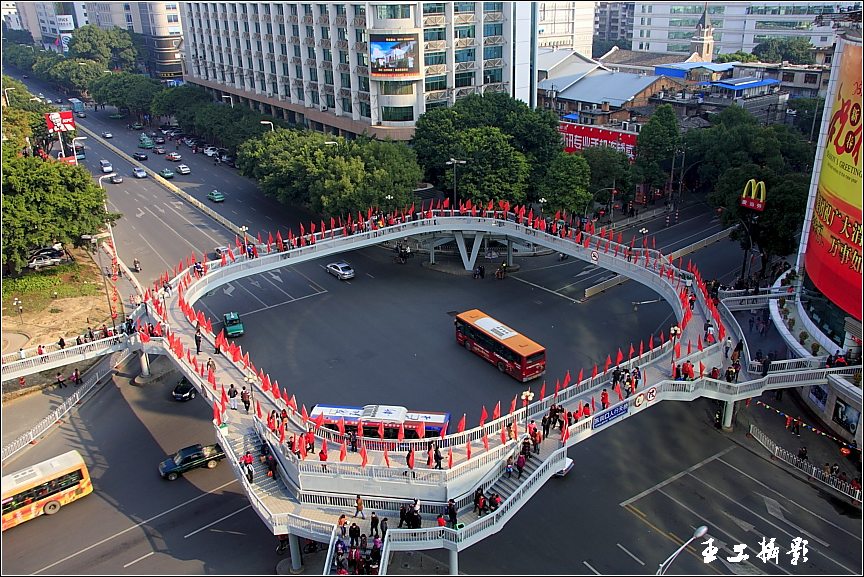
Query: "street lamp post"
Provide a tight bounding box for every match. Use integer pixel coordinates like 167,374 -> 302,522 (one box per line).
240,225 -> 249,257
221,95 -> 234,108
3,87 -> 15,107
656,525 -> 708,575
97,173 -> 121,326
83,234 -> 117,332
445,158 -> 466,210
71,136 -> 87,166
260,120 -> 274,132
538,197 -> 547,217
384,194 -> 394,212
520,388 -> 534,426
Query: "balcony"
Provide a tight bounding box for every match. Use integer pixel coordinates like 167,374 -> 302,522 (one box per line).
252,32 -> 261,40
355,65 -> 368,76
292,78 -> 304,87
229,13 -> 237,21
425,89 -> 449,102
262,14 -> 271,22
425,64 -> 447,75
455,13 -> 476,25
455,61 -> 476,72
276,35 -> 285,42
455,37 -> 477,48
242,31 -> 250,39
484,35 -> 504,45
482,82 -> 508,94
483,58 -> 503,68
321,61 -> 333,70
424,39 -> 447,51
289,36 -> 300,44
308,81 -> 318,91
288,15 -> 298,24
354,41 -> 367,52
291,56 -> 302,64
353,16 -> 366,27
318,15 -> 329,25
303,37 -> 316,46
334,16 -> 347,26
358,91 -> 370,103
278,54 -> 289,62
337,62 -> 351,72
484,11 -> 504,22
335,40 -> 349,50
302,15 -> 313,24
338,88 -> 351,99
318,38 -> 331,48
264,33 -> 273,41
305,58 -> 317,66
265,52 -> 275,61
423,14 -> 445,27
454,86 -> 478,98
322,84 -> 334,95
243,49 -> 252,56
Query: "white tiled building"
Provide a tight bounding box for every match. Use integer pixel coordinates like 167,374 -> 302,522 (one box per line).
180,2 -> 538,140
537,1 -> 595,54
631,1 -> 861,54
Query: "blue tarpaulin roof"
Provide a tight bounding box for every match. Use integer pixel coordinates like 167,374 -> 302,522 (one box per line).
713,78 -> 779,91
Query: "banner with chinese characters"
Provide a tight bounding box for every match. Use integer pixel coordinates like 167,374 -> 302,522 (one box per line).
558,123 -> 637,161
804,37 -> 862,321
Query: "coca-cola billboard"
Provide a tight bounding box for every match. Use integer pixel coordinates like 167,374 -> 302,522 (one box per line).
558,122 -> 637,161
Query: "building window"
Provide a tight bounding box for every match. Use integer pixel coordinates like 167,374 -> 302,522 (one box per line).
295,65 -> 303,78
342,98 -> 353,113
483,68 -> 502,83
338,27 -> 347,40
324,69 -> 334,85
359,101 -> 371,117
484,2 -> 503,12
294,45 -> 302,57
164,3 -> 177,9
425,75 -> 447,90
357,52 -> 368,66
425,52 -> 446,65
455,71 -> 474,87
167,14 -> 179,23
354,5 -> 366,17
483,45 -> 502,59
339,51 -> 349,64
355,28 -> 367,42
308,46 -> 316,59
379,81 -> 414,95
782,72 -> 795,82
454,2 -> 475,13
454,25 -> 475,39
321,27 -> 330,39
341,73 -> 351,88
309,68 -> 318,82
376,5 -> 411,19
483,23 -> 502,36
335,5 -> 346,15
455,48 -> 475,63
424,27 -> 446,41
382,106 -> 414,121
323,48 -> 332,62
804,73 -> 818,84
423,3 -> 446,15
358,76 -> 369,91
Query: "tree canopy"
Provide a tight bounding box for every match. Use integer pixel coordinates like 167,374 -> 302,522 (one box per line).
580,146 -> 633,205
536,151 -> 591,215
634,104 -> 680,191
714,51 -> 760,64
67,25 -> 137,71
752,37 -> 815,64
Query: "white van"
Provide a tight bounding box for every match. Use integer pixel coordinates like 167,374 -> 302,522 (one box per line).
99,160 -> 113,173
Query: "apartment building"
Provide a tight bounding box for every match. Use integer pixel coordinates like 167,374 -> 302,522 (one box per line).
594,1 -> 634,43
537,1 -> 595,54
3,1 -> 22,30
16,1 -> 89,51
631,1 -> 861,54
181,2 -> 536,140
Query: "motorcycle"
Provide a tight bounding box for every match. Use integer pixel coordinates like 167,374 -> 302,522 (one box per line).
133,260 -> 141,273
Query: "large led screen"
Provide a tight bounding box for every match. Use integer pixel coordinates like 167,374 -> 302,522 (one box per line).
370,34 -> 419,77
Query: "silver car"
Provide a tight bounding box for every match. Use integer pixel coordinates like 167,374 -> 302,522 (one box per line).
326,262 -> 355,280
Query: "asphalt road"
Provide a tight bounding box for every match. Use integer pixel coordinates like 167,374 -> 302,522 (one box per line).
6,74 -> 859,575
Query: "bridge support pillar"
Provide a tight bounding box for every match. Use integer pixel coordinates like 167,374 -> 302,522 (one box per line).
429,243 -> 436,265
448,548 -> 458,575
454,231 -> 485,271
722,399 -> 735,431
289,532 -> 302,572
138,350 -> 151,377
506,239 -> 514,266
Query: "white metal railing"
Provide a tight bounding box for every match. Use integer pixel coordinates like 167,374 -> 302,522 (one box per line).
749,424 -> 861,503
1,348 -> 135,462
322,524 -> 340,575
1,333 -> 132,376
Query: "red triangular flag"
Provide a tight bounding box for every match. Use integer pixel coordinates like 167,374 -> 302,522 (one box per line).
699,361 -> 705,378
687,340 -> 692,355
457,413 -> 466,433
256,401 -> 262,420
604,354 -> 612,374
279,421 -> 286,444
482,434 -> 489,451
383,448 -> 390,468
448,447 -> 454,469
697,335 -> 704,351
407,447 -> 414,469
357,420 -> 364,439
648,335 -> 654,350
540,381 -> 546,400
301,404 -> 309,423
313,412 -> 325,429
575,403 -> 584,420
465,440 -> 472,460
639,340 -> 645,357
220,385 -> 229,408
213,401 -> 222,426
378,421 -> 385,440
509,396 -> 517,414
340,441 -> 347,462
492,401 -> 501,421
479,405 -> 489,426
338,416 -> 346,436
628,343 -> 635,360
554,379 -> 560,398
398,423 -> 405,442
577,368 -> 584,384
616,348 -> 624,365
360,444 -> 367,467
591,364 -> 598,378
591,396 -> 596,413
561,423 -> 570,442
500,425 -> 507,444
614,382 -> 623,401
563,370 -> 572,387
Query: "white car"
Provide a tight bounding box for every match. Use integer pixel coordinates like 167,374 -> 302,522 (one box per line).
176,164 -> 191,175
132,167 -> 147,178
99,160 -> 113,173
203,146 -> 219,157
326,262 -> 355,280
28,255 -> 63,269
214,246 -> 232,258
101,131 -> 113,138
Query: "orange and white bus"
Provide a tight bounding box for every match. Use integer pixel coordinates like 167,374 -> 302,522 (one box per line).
2,450 -> 93,531
455,309 -> 546,381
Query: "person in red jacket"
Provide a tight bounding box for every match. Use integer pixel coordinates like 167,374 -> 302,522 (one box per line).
600,389 -> 610,410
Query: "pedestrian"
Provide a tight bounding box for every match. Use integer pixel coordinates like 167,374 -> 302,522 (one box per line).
823,463 -> 832,477
724,336 -> 733,358
71,368 -> 82,386
354,495 -> 365,519
55,372 -> 66,389
398,504 -> 407,528
706,323 -> 716,343
426,441 -> 434,467
600,388 -> 610,410
195,329 -> 202,354
797,446 -> 808,461
18,376 -> 26,388
532,429 -> 541,454
380,517 -> 388,540
831,463 -> 840,476
516,453 -> 526,478
338,514 -> 348,537
370,511 -> 379,537
58,336 -> 66,349
479,265 -> 485,279
792,417 -> 801,437
349,430 -> 358,452
240,386 -> 251,412
348,522 -> 361,547
433,444 -> 443,469
761,357 -> 771,378
319,448 -> 328,472
228,384 -> 238,410
447,499 -> 458,528
244,461 -> 254,483
541,414 -> 550,438
206,357 -> 216,373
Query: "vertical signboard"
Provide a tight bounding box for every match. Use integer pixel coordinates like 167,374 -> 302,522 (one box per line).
804,37 -> 862,321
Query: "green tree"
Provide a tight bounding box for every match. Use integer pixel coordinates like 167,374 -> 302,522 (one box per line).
150,85 -> 211,118
592,38 -> 630,59
67,25 -> 112,64
1,156 -> 118,274
1,22 -> 34,45
537,151 -> 592,215
753,37 -> 815,64
448,127 -> 529,205
89,72 -> 162,118
786,97 -> 825,140
106,27 -> 137,70
580,146 -> 633,203
352,139 -> 422,210
1,44 -> 38,71
714,51 -> 760,63
48,59 -> 107,96
32,51 -> 65,85
634,104 -> 680,192
410,107 -> 459,185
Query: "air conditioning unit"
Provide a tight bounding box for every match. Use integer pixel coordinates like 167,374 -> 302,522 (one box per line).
321,105 -> 328,111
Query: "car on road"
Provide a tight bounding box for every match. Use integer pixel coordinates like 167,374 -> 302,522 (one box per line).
215,246 -> 232,259
158,443 -> 226,481
153,146 -> 166,154
159,168 -> 175,179
101,131 -> 113,138
154,136 -> 165,144
166,152 -> 182,161
203,146 -> 219,157
99,159 -> 113,173
28,254 -> 64,269
207,189 -> 225,202
110,174 -> 124,184
109,113 -> 125,120
326,262 -> 355,280
132,167 -> 147,178
176,164 -> 191,175
131,122 -> 143,130
132,152 -> 148,161
172,377 -> 198,401
223,312 -> 244,337
76,111 -> 86,118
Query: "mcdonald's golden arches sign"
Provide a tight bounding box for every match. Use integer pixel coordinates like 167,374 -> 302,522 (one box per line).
740,179 -> 766,212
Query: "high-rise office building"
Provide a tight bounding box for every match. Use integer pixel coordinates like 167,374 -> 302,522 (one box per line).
181,2 -> 536,141
87,2 -> 184,82
3,1 -> 22,30
537,1 -> 595,54
630,1 -> 860,54
594,1 -> 634,43
16,2 -> 89,51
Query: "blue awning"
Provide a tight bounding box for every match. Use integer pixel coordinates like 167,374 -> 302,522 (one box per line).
713,78 -> 779,91
563,113 -> 580,120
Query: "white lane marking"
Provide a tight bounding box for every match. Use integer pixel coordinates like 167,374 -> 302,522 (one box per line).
32,480 -> 238,574
507,275 -> 581,304
366,273 -> 375,278
237,279 -> 269,306
657,488 -> 793,576
140,206 -> 209,253
719,459 -> 862,542
260,271 -> 294,299
293,267 -> 327,292
620,446 -> 735,506
184,505 -> 251,538
159,199 -> 231,248
582,561 -> 601,574
616,543 -> 645,566
265,215 -> 274,221
137,233 -> 174,270
122,551 -> 154,568
242,290 -> 328,316
687,472 -> 831,549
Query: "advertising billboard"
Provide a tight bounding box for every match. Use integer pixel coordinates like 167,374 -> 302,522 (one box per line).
369,34 -> 419,77
832,397 -> 860,434
558,123 -> 637,161
45,111 -> 76,133
803,38 -> 862,321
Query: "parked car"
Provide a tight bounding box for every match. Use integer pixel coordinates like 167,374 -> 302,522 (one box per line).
203,146 -> 219,157
326,262 -> 355,280
131,122 -> 143,129
28,255 -> 64,269
101,131 -> 113,138
132,167 -> 147,178
158,443 -> 226,481
172,377 -> 198,401
223,311 -> 244,337
75,111 -> 86,118
132,152 -> 148,161
110,174 -> 124,184
153,146 -> 166,155
159,168 -> 175,179
207,189 -> 225,202
154,136 -> 166,144
99,160 -> 113,173
176,164 -> 191,175
166,152 -> 182,161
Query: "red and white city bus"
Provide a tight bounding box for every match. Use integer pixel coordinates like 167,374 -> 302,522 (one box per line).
455,309 -> 546,381
309,404 -> 450,439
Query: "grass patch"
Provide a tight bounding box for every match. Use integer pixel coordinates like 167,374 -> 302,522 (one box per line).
2,261 -> 101,314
